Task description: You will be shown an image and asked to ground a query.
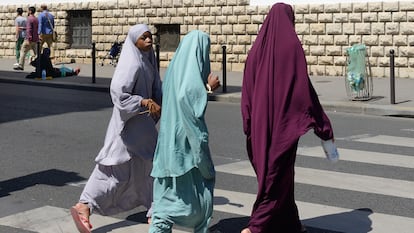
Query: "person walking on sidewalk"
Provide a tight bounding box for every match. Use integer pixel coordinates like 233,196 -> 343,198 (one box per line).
14,7 -> 26,67
149,30 -> 220,233
37,4 -> 55,58
240,3 -> 335,233
14,6 -> 39,71
70,24 -> 162,233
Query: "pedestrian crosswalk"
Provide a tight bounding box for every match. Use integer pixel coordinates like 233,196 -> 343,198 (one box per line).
0,134 -> 413,232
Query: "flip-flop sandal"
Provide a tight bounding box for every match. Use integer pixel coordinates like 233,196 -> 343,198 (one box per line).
70,206 -> 92,233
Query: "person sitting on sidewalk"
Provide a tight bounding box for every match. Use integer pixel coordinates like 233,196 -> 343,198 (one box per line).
26,47 -> 80,79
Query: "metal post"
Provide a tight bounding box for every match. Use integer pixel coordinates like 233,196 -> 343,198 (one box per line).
92,42 -> 96,84
222,45 -> 227,93
37,41 -> 41,77
390,49 -> 395,104
156,43 -> 160,72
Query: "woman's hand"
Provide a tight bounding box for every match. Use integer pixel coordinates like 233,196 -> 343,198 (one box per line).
141,99 -> 161,118
207,72 -> 220,92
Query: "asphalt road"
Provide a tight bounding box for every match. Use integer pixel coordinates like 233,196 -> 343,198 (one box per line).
0,82 -> 413,233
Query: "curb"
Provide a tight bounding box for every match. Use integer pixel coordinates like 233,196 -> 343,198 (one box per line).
0,76 -> 109,92
2,76 -> 414,118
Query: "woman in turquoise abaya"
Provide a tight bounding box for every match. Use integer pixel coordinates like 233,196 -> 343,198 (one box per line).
149,30 -> 220,233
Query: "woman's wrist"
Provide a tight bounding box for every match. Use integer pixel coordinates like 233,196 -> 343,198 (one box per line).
206,84 -> 213,94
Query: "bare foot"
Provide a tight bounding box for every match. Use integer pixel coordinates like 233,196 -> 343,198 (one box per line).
241,228 -> 252,233
74,202 -> 90,220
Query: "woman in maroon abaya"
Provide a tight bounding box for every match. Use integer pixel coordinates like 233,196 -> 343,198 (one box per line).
240,3 -> 334,233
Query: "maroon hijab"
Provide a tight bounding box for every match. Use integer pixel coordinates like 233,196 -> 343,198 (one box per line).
241,3 -> 333,188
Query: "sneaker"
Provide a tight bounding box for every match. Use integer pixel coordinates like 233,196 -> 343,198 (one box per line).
13,65 -> 24,71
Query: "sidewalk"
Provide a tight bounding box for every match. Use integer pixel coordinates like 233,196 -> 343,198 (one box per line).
1,58 -> 413,117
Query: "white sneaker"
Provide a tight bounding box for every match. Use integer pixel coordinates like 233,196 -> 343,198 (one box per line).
13,63 -> 19,67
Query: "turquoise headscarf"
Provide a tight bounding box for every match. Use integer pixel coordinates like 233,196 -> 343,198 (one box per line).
151,30 -> 215,179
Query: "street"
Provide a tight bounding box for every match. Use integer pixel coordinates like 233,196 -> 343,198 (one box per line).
0,82 -> 413,233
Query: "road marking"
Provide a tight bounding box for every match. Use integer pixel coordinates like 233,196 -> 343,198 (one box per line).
214,189 -> 414,233
336,134 -> 372,141
298,146 -> 414,168
401,128 -> 414,132
353,135 -> 414,148
67,180 -> 88,187
0,205 -> 188,233
215,161 -> 414,199
2,194 -> 413,233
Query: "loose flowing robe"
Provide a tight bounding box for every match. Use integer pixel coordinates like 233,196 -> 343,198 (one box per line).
79,24 -> 162,215
241,3 -> 334,233
150,30 -> 215,233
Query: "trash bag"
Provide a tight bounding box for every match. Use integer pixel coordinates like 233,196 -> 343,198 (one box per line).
346,44 -> 367,92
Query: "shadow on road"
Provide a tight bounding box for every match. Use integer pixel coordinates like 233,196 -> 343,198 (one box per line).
302,208 -> 373,233
208,208 -> 373,233
0,72 -> 113,123
0,169 -> 85,198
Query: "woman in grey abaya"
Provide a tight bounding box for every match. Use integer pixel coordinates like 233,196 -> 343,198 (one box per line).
70,24 -> 162,233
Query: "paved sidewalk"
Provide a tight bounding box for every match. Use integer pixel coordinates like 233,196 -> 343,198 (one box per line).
1,58 -> 413,117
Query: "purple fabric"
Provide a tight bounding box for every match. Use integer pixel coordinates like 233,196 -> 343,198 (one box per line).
26,15 -> 39,42
241,3 -> 334,233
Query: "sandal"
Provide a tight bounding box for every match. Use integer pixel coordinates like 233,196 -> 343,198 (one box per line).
70,206 -> 92,233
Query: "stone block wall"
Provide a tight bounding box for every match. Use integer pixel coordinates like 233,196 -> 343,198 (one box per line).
0,0 -> 413,78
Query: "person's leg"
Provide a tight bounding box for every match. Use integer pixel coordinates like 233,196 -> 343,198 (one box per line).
149,177 -> 174,233
39,35 -> 46,52
149,215 -> 173,233
41,34 -> 54,58
16,40 -> 30,69
15,38 -> 24,63
247,142 -> 302,233
78,157 -> 153,216
30,41 -> 38,58
46,36 -> 54,58
151,169 -> 214,233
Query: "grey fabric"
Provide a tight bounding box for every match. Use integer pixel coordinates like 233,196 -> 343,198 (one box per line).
95,24 -> 162,166
80,155 -> 153,215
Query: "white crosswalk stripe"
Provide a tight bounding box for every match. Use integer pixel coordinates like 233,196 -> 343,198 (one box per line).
351,134 -> 414,148
215,161 -> 414,199
214,189 -> 414,233
213,133 -> 414,233
298,146 -> 414,168
0,134 -> 413,233
0,206 -> 189,233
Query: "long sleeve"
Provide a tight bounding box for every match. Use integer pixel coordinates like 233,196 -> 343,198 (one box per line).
110,70 -> 145,123
26,18 -> 33,41
37,13 -> 43,35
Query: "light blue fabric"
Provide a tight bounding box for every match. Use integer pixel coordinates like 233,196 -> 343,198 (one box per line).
151,30 -> 215,179
149,30 -> 215,233
150,168 -> 214,233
